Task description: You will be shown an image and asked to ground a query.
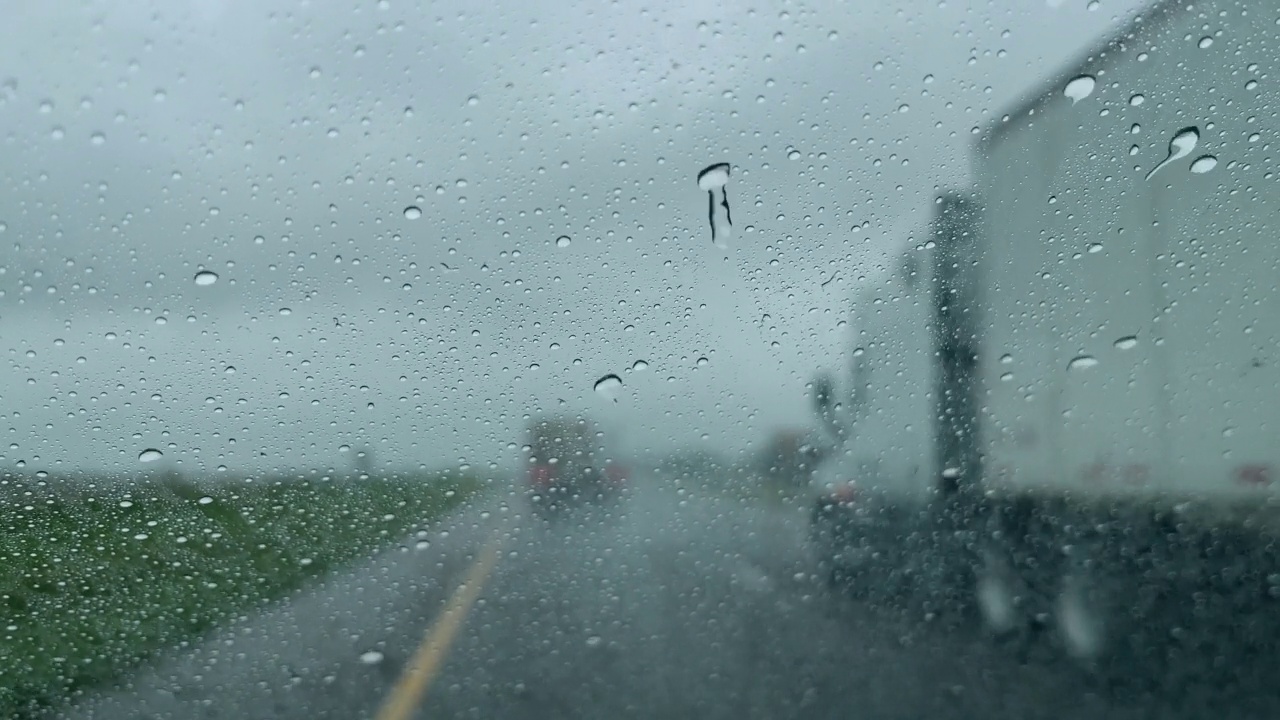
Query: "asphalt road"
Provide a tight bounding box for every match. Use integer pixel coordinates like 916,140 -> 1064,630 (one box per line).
60,479 -> 1280,720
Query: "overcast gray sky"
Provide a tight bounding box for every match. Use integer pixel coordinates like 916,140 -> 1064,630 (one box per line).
0,0 -> 1147,477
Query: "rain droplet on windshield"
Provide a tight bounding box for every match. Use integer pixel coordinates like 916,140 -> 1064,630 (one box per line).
1114,336 -> 1138,350
594,373 -> 623,402
359,650 -> 384,665
139,448 -> 164,463
1068,355 -> 1099,370
631,359 -> 649,371
1189,155 -> 1218,174
1063,74 -> 1096,104
1145,126 -> 1199,180
403,206 -> 422,220
696,163 -> 733,249
556,235 -> 571,248
194,270 -> 219,286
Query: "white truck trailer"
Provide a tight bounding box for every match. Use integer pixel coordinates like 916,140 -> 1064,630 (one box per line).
812,0 -> 1280,671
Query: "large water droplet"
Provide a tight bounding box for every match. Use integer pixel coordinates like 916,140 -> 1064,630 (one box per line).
594,373 -> 623,401
696,163 -> 733,249
1068,355 -> 1099,370
1114,336 -> 1138,350
359,650 -> 384,665
1189,155 -> 1218,174
697,163 -> 731,191
631,359 -> 649,371
403,206 -> 422,220
139,448 -> 164,462
1145,126 -> 1199,181
194,270 -> 219,286
1063,75 -> 1096,104
1129,94 -> 1145,106
1198,36 -> 1213,49
556,235 -> 571,248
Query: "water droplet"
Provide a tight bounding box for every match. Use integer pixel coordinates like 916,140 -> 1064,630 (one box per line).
1000,354 -> 1014,365
198,496 -> 214,505
1068,355 -> 1099,370
697,163 -> 731,191
1189,155 -> 1218,174
466,95 -> 479,106
1129,94 -> 1145,106
139,448 -> 164,462
786,148 -> 801,160
585,635 -> 603,648
1063,75 -> 1096,104
1198,36 -> 1213,49
696,163 -> 733,249
1114,336 -> 1138,350
631,359 -> 649,371
696,357 -> 709,367
359,651 -> 384,665
403,206 -> 422,220
594,373 -> 623,401
1145,126 -> 1199,181
194,270 -> 219,286
556,235 -> 571,248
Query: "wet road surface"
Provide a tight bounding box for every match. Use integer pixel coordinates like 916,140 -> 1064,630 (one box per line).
61,478 -> 1280,719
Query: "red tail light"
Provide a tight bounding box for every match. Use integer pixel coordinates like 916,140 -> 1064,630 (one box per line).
529,464 -> 555,488
831,483 -> 858,503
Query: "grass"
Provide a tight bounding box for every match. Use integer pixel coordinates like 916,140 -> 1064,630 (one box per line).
0,469 -> 480,718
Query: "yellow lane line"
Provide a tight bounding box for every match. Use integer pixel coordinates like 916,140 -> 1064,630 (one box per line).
374,537 -> 503,720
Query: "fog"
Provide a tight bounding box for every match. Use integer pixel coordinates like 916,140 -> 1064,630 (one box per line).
0,0 -> 1145,476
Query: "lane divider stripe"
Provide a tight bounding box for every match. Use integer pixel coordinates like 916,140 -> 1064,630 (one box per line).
374,537 -> 503,720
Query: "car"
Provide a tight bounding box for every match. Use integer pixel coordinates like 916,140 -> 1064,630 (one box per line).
808,449 -> 970,610
808,460 -> 905,596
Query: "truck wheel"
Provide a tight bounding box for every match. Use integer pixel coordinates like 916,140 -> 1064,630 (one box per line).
1055,572 -> 1107,662
975,550 -> 1019,637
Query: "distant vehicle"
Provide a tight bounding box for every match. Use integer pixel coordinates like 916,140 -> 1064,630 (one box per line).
526,415 -> 623,515
811,0 -> 1280,670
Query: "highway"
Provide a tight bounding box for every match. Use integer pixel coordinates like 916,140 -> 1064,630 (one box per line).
61,478 -> 1280,720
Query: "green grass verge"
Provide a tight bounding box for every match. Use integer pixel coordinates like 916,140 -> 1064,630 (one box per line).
0,470 -> 479,718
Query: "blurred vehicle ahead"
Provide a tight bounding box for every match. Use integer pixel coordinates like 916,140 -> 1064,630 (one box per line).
526,415 -> 623,516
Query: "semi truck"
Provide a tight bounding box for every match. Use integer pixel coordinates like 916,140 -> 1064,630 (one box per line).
811,0 -> 1280,673
526,415 -> 626,515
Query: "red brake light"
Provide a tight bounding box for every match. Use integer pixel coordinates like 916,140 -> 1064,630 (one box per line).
832,483 -> 858,503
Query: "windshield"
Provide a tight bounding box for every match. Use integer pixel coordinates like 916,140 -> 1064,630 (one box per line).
4,1 -> 1277,718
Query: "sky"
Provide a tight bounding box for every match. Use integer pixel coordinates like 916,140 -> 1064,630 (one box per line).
0,0 -> 1148,478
